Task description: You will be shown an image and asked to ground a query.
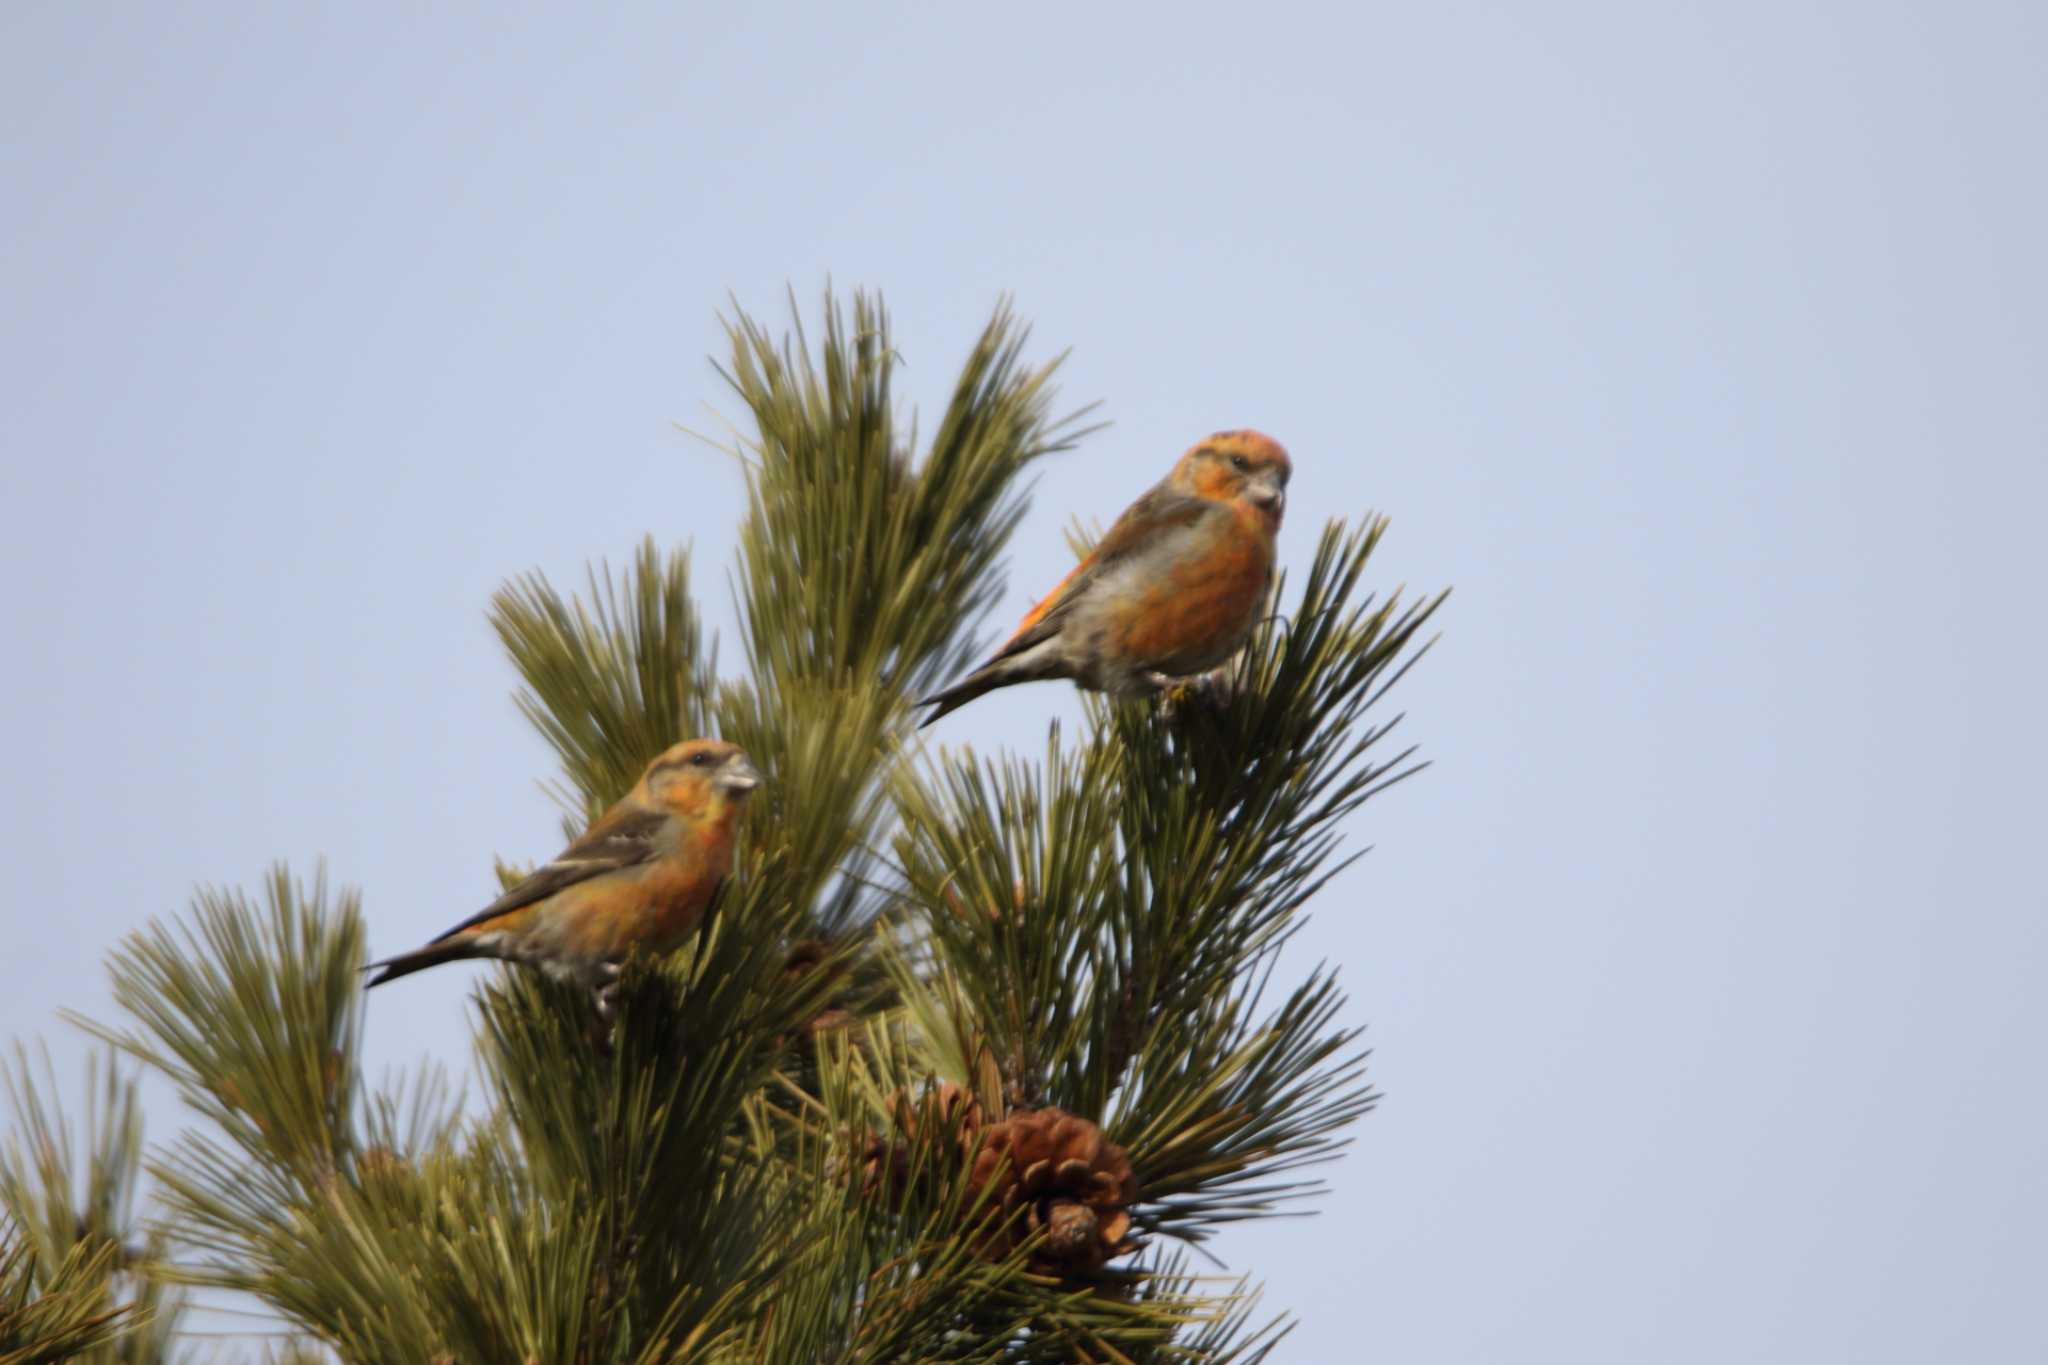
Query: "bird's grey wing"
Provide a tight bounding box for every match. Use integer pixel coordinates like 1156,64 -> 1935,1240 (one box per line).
987,485 -> 1219,663
424,805 -> 668,942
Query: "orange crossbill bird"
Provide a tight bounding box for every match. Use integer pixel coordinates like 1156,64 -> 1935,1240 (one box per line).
918,429 -> 1291,726
364,739 -> 762,1013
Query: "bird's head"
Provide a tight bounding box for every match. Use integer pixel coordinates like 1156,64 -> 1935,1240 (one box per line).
1172,430 -> 1292,527
639,738 -> 763,819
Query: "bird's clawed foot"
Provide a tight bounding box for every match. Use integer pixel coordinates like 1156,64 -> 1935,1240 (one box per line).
584,962 -> 624,1054
593,961 -> 624,1020
1153,676 -> 1191,723
1151,666 -> 1236,723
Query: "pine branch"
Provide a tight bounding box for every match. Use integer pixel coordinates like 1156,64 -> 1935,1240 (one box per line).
732,1020 -> 1253,1363
716,288 -> 1095,701
886,732 -> 1123,1110
491,536 -> 717,829
0,1231 -> 138,1365
703,289 -> 1095,942
1099,519 -> 1446,1028
1110,969 -> 1374,1242
66,867 -> 364,1286
470,856 -> 843,1356
709,674 -> 903,938
0,1049 -> 175,1363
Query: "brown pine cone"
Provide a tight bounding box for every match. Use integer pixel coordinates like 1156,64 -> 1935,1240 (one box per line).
968,1107 -> 1141,1275
854,1087 -> 1142,1277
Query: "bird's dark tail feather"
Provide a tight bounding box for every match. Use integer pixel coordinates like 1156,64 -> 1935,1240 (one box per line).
363,940 -> 481,989
916,673 -> 1002,728
917,654 -> 1053,728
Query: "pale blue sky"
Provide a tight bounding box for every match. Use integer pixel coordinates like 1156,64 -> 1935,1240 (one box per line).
4,2 -> 2044,1360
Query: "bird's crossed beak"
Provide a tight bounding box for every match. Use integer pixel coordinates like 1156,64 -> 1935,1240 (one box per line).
1245,477 -> 1285,515
717,756 -> 764,794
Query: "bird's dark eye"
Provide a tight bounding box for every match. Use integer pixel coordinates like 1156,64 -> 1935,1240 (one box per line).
1229,454 -> 1251,472
690,751 -> 716,767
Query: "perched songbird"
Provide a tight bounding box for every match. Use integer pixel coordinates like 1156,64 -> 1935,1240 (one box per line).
364,738 -> 762,1012
918,429 -> 1291,726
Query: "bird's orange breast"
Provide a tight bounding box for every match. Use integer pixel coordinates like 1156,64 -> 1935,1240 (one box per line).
1116,511 -> 1273,671
627,843 -> 732,951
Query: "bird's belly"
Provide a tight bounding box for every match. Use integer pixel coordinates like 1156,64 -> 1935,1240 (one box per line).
545,864 -> 718,963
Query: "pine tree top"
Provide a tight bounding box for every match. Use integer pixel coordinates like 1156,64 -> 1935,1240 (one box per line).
3,290 -> 1443,1363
